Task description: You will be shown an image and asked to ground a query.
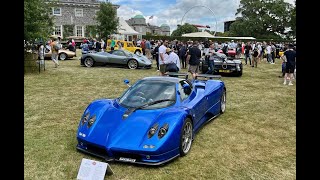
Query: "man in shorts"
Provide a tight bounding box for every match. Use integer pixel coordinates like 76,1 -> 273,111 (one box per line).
159,40 -> 168,76
186,41 -> 201,79
281,44 -> 296,85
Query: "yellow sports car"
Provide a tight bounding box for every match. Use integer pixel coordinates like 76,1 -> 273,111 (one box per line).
106,40 -> 142,55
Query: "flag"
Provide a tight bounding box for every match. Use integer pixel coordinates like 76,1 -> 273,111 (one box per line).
149,15 -> 154,19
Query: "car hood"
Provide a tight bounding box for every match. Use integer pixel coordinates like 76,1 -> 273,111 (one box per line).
78,100 -> 166,149
133,54 -> 152,64
214,59 -> 242,64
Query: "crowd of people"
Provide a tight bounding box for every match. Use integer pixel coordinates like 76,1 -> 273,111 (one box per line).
33,36 -> 296,85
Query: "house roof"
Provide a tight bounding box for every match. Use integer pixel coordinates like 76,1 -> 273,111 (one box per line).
132,15 -> 145,19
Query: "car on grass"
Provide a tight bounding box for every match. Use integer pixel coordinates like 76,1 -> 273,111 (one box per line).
76,74 -> 226,165
45,49 -> 76,60
200,52 -> 243,76
106,40 -> 142,55
80,49 -> 152,69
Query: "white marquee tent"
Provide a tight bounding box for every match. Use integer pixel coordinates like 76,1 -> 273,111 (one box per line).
182,31 -> 256,40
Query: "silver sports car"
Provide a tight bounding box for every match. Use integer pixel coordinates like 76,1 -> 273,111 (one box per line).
80,49 -> 152,69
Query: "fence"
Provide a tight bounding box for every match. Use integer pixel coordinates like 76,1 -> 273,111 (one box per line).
24,51 -> 46,74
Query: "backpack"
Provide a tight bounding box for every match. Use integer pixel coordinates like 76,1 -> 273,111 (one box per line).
54,43 -> 61,51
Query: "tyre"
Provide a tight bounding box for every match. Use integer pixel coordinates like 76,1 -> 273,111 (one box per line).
84,57 -> 95,67
220,89 -> 226,114
59,53 -> 67,60
127,59 -> 138,69
134,50 -> 141,55
179,118 -> 193,156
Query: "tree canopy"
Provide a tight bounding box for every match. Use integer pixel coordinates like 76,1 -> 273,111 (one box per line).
171,23 -> 198,37
95,2 -> 118,39
229,0 -> 295,39
24,0 -> 54,41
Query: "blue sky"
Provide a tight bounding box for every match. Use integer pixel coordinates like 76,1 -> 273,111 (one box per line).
106,0 -> 295,33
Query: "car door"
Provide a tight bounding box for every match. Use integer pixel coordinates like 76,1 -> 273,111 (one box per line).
108,50 -> 128,65
125,42 -> 135,53
179,80 -> 208,128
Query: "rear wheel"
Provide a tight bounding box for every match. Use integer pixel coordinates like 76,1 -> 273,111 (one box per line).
179,118 -> 193,156
127,59 -> 138,69
134,50 -> 141,55
84,57 -> 95,67
59,53 -> 67,60
220,89 -> 226,113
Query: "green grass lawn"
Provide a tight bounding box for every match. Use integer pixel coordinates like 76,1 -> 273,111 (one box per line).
24,51 -> 296,180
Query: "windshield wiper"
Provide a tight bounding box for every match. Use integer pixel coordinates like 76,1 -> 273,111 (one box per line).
134,99 -> 174,111
122,99 -> 175,119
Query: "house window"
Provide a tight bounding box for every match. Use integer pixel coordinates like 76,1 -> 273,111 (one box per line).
52,7 -> 61,16
76,26 -> 83,37
54,26 -> 62,36
75,9 -> 83,17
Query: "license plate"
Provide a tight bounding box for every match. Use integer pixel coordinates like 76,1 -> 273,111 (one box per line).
119,157 -> 136,162
219,70 -> 230,73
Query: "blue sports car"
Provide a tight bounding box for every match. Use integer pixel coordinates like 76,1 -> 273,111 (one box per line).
76,74 -> 226,165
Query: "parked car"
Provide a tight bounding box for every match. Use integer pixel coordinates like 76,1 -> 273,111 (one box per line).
217,48 -> 236,58
200,52 -> 243,76
106,40 -> 142,55
76,74 -> 226,165
45,48 -> 76,60
80,49 -> 152,69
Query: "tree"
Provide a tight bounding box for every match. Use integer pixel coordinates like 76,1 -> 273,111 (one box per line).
24,0 -> 54,41
171,23 -> 198,36
229,0 -> 294,39
95,2 -> 118,39
288,0 -> 296,38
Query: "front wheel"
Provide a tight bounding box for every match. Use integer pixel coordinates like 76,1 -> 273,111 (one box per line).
84,57 -> 95,67
220,89 -> 226,114
127,59 -> 138,69
179,118 -> 193,156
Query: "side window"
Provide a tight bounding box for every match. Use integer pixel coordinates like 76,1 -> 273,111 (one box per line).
127,43 -> 133,47
112,51 -> 125,56
178,80 -> 192,101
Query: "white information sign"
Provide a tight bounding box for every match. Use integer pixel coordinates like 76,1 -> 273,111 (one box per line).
77,158 -> 113,180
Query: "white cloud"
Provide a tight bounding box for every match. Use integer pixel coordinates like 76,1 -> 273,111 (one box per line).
115,0 -> 295,34
116,5 -> 144,20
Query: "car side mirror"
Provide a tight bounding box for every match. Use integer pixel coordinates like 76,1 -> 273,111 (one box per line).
124,79 -> 131,87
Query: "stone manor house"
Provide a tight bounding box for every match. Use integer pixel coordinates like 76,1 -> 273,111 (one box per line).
48,0 -> 170,39
48,0 -> 119,38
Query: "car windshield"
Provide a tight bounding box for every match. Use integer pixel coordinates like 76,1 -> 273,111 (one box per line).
122,49 -> 133,56
118,80 -> 176,109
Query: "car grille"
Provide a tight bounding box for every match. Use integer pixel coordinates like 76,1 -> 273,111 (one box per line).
214,65 -> 236,70
86,144 -> 108,157
111,151 -> 142,161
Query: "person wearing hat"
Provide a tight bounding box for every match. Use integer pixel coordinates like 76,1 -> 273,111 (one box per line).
165,48 -> 180,73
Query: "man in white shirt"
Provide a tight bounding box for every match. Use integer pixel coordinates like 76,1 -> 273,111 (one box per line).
165,48 -> 180,72
159,41 -> 168,76
266,44 -> 272,63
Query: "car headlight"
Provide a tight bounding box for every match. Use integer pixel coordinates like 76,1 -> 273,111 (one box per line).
148,123 -> 159,138
81,112 -> 90,125
158,123 -> 169,139
87,115 -> 96,128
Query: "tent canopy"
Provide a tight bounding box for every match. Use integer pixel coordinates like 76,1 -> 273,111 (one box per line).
182,32 -> 256,40
118,17 -> 140,35
182,31 -> 214,38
